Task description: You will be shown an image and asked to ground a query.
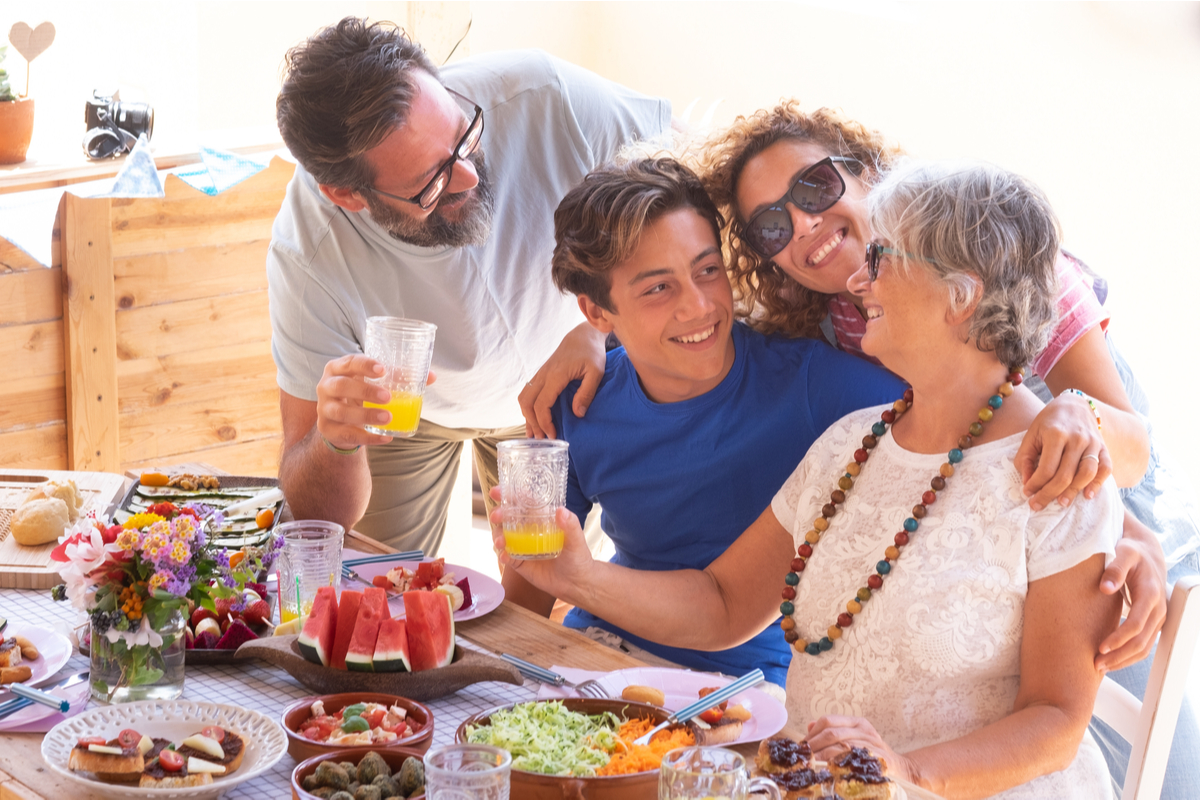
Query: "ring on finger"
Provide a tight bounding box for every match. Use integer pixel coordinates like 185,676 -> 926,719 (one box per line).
1081,453 -> 1101,463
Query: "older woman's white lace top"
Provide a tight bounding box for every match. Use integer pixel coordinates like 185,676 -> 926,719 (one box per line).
772,405 -> 1120,800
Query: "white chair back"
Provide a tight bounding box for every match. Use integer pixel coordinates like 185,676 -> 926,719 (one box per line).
1093,575 -> 1200,800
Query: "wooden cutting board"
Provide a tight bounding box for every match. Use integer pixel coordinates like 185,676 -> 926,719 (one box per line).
0,468 -> 129,588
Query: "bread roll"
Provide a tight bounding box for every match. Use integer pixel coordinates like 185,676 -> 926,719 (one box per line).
26,479 -> 84,520
10,497 -> 70,545
621,685 -> 666,706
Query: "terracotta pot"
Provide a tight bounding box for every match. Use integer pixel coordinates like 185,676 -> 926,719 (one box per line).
0,96 -> 34,164
292,746 -> 426,800
280,691 -> 434,761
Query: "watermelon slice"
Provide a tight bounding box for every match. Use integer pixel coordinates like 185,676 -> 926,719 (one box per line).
345,587 -> 389,672
373,617 -> 411,672
297,586 -> 338,666
404,590 -> 455,671
329,589 -> 363,670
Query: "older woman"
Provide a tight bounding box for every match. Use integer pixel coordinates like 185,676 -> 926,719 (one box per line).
500,160 -> 1122,799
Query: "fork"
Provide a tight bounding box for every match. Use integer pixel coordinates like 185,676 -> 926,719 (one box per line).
500,653 -> 611,699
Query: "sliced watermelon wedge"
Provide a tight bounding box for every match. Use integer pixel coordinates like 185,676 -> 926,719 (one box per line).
345,587 -> 389,672
373,617 -> 411,673
329,589 -> 362,670
404,590 -> 455,671
296,586 -> 338,667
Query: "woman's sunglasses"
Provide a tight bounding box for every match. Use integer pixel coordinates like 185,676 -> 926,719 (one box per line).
741,156 -> 859,259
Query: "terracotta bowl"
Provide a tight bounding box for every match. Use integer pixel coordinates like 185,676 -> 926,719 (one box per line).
292,745 -> 427,800
456,697 -> 674,800
281,692 -> 434,762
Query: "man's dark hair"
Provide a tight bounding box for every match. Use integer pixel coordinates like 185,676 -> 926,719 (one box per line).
552,158 -> 725,312
277,17 -> 439,190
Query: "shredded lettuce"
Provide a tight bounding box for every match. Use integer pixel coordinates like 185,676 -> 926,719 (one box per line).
464,701 -> 623,776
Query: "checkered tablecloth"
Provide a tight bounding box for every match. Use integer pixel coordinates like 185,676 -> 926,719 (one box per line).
1,587 -> 538,798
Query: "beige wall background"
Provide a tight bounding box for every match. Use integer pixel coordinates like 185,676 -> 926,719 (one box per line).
5,1 -> 1199,503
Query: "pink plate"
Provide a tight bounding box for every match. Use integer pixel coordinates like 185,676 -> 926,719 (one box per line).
595,666 -> 788,745
339,552 -> 504,622
0,624 -> 78,732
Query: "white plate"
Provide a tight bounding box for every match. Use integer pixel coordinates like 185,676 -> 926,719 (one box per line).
41,700 -> 288,799
339,553 -> 505,622
0,623 -> 74,689
595,666 -> 788,745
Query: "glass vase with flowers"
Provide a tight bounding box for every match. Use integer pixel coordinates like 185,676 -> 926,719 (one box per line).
49,501 -> 282,703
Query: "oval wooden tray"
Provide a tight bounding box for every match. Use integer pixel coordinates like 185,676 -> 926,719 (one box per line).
235,635 -> 522,701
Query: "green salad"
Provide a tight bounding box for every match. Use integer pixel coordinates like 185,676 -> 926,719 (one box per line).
464,701 -> 623,776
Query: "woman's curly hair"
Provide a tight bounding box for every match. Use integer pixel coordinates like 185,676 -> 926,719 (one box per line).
687,101 -> 903,337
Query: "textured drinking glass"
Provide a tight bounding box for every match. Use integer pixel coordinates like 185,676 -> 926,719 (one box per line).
498,439 -> 568,560
424,743 -> 511,800
363,316 -> 437,437
276,520 -> 344,624
659,747 -> 782,800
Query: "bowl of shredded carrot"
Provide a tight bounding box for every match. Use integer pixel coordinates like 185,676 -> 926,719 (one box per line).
455,698 -> 694,800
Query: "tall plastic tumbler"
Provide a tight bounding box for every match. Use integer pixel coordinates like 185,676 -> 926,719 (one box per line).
363,317 -> 437,437
424,743 -> 511,800
498,439 -> 568,560
276,520 -> 344,624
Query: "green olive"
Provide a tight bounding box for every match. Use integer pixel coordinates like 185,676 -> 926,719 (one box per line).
341,715 -> 370,733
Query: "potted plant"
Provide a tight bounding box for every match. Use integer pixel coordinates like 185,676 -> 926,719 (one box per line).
0,45 -> 34,164
0,22 -> 56,164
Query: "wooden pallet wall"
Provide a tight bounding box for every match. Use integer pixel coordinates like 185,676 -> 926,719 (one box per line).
1,157 -> 295,477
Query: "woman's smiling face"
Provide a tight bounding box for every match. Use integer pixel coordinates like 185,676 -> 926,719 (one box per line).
735,139 -> 872,299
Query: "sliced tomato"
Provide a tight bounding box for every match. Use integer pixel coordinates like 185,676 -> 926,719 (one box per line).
301,726 -> 321,741
372,575 -> 393,590
116,728 -> 142,749
77,736 -> 107,748
159,749 -> 185,772
362,707 -> 387,730
200,725 -> 225,743
698,707 -> 724,725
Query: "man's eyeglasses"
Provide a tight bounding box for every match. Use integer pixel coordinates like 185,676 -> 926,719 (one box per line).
371,89 -> 484,211
865,242 -> 937,281
741,156 -> 859,259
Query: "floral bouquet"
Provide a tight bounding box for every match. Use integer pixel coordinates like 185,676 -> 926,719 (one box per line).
50,501 -> 283,702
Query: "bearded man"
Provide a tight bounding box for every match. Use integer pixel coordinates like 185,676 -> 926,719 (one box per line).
268,17 -> 670,551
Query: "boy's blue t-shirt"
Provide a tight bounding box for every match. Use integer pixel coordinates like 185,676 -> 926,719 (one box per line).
556,322 -> 906,686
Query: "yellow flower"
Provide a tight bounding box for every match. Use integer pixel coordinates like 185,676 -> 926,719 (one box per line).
123,512 -> 165,530
170,541 -> 190,565
148,572 -> 169,592
116,529 -> 140,551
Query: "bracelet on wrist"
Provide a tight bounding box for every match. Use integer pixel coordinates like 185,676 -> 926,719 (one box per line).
321,433 -> 361,455
1062,388 -> 1103,432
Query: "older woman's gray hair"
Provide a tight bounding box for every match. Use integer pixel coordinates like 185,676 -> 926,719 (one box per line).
867,159 -> 1060,370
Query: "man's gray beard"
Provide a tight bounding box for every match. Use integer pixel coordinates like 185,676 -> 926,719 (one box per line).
365,151 -> 495,248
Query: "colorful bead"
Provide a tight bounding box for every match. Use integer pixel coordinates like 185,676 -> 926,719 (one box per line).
894,531 -> 909,546
798,544 -> 813,558
867,574 -> 883,589
794,639 -> 809,653
903,388 -> 914,403
940,463 -> 955,477
784,572 -> 799,586
931,476 -> 946,491
903,518 -> 918,532
784,629 -> 799,643
854,449 -> 869,463
847,599 -> 862,614
846,462 -> 861,476
978,408 -> 993,422
988,395 -> 1003,409
831,490 -> 846,504
948,448 -> 963,463
827,625 -> 842,640
814,517 -> 829,532
872,422 -> 887,436
780,601 -> 795,616
781,616 -> 795,631
885,545 -> 900,560
838,476 -> 854,491
822,503 -> 837,518
805,530 -> 821,544
837,613 -> 853,628
881,409 -> 896,424
806,642 -> 821,655
893,400 -> 907,413
782,587 -> 796,600
998,381 -> 1014,397
1008,371 -> 1024,386
863,434 -> 878,449
790,557 -> 805,571
912,504 -> 926,519
876,561 -> 891,575
969,422 -> 983,437
819,637 -> 833,651
857,588 -> 872,602
958,435 -> 973,449
922,491 -> 936,505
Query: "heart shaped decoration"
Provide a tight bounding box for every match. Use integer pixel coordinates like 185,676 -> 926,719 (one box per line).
9,22 -> 56,63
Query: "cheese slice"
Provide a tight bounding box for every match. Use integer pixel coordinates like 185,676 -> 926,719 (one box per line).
137,734 -> 154,755
187,756 -> 226,775
87,744 -> 125,755
180,734 -> 224,759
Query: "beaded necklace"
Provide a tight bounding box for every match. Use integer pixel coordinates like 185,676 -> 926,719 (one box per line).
780,370 -> 1023,656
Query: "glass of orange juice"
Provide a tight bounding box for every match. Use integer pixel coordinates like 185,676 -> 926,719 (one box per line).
362,317 -> 437,438
498,439 -> 569,560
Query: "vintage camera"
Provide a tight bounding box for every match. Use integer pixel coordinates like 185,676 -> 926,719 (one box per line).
82,91 -> 155,160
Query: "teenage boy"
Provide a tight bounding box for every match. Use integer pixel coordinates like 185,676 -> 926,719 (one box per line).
500,158 -> 904,684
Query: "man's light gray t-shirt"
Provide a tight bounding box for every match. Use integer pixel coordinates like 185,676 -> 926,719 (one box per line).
267,49 -> 671,429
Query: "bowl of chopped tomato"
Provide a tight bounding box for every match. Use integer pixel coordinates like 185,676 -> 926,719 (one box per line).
456,698 -> 693,800
281,692 -> 433,762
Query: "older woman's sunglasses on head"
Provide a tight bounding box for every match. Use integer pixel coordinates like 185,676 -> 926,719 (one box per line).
742,156 -> 859,258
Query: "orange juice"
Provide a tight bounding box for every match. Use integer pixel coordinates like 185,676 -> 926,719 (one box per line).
279,599 -> 312,625
503,520 -> 565,559
365,390 -> 423,434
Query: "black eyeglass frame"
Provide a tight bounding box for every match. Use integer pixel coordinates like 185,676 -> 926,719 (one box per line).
865,242 -> 938,281
369,88 -> 484,211
741,156 -> 860,259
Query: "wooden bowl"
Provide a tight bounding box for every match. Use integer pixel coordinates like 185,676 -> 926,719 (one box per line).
292,746 -> 427,800
281,692 -> 433,761
456,697 -> 674,800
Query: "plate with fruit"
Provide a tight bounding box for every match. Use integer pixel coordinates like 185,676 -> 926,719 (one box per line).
234,585 -> 522,701
183,583 -> 275,666
339,554 -> 504,622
